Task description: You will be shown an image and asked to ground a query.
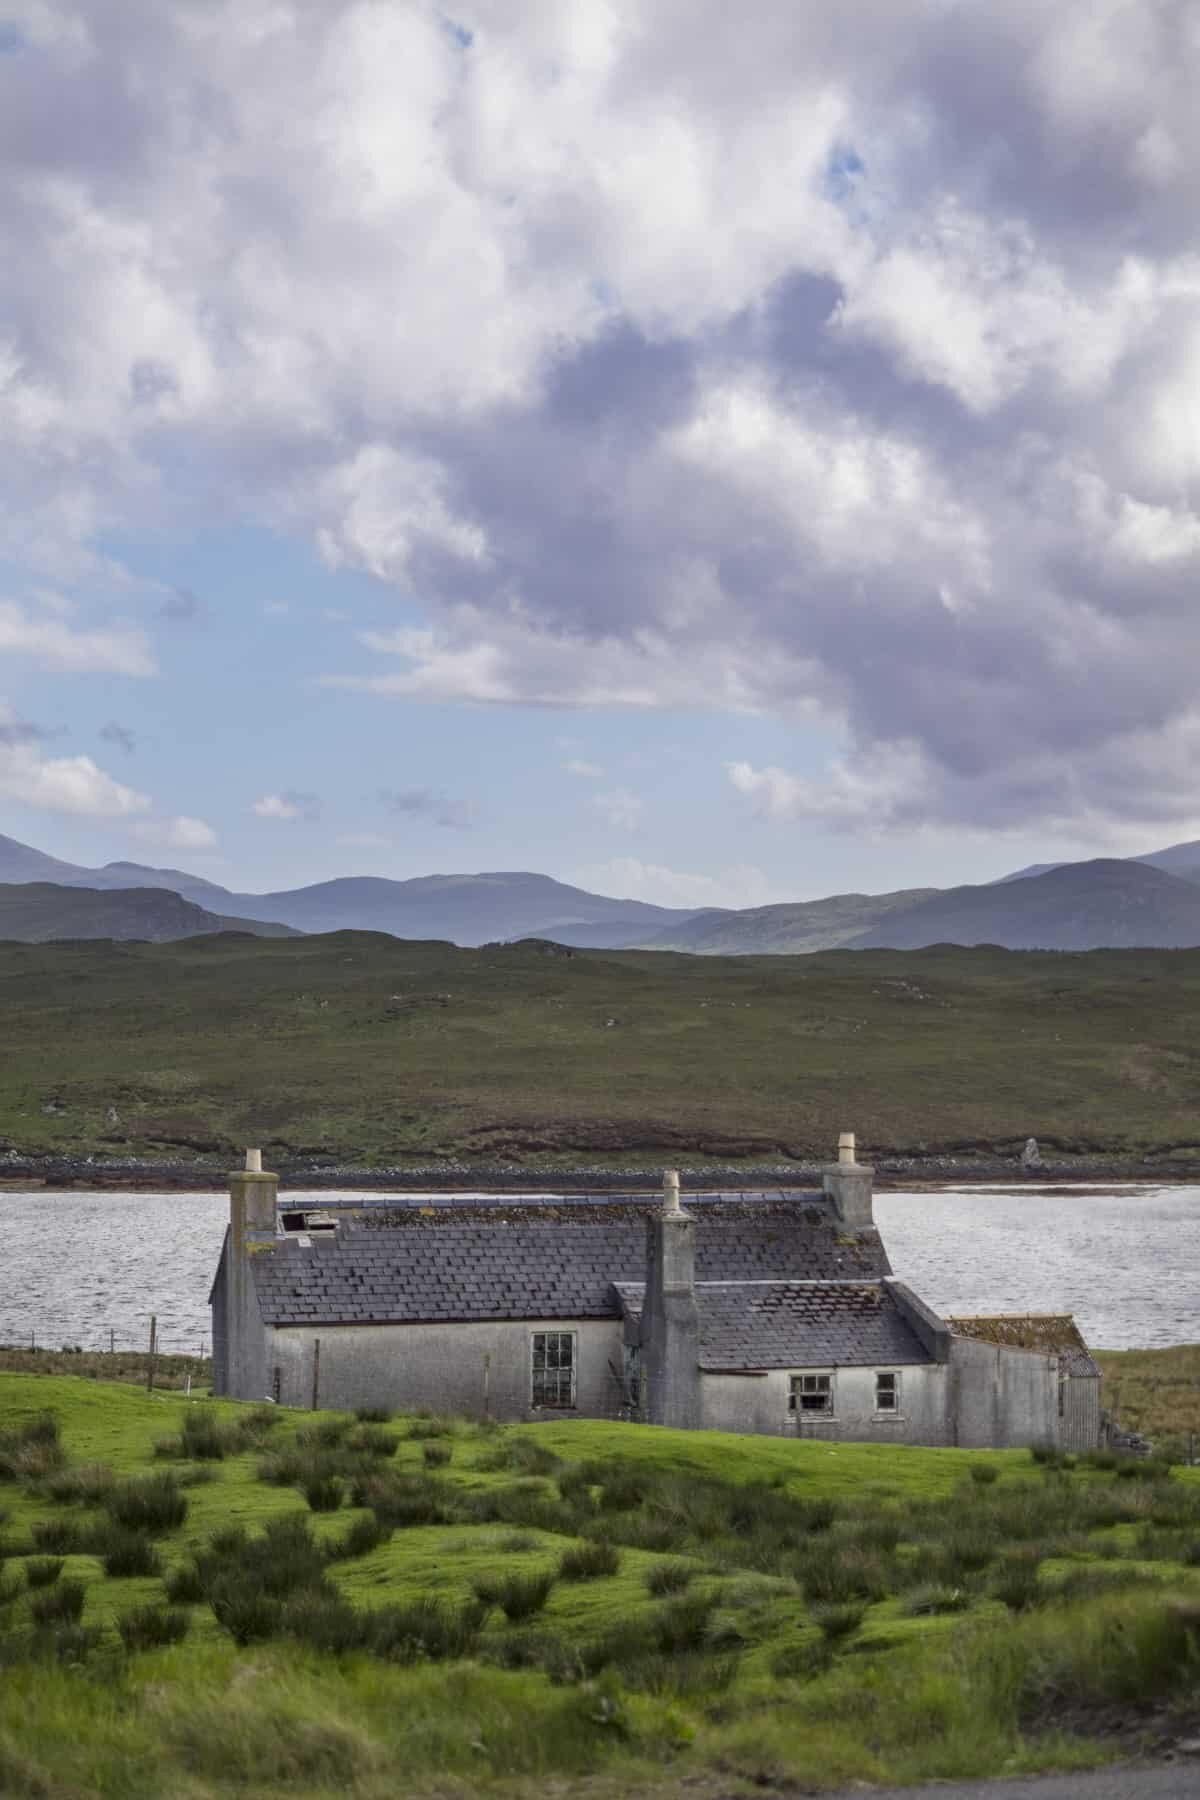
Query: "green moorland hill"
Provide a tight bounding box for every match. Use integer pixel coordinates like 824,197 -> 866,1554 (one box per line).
5,933 -> 1200,1167
0,882 -> 299,944
5,1375 -> 1200,1796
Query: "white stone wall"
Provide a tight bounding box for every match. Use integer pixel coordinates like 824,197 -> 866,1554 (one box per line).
268,1317 -> 626,1421
700,1362 -> 952,1443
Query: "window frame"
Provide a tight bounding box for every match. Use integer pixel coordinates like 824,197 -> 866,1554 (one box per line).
874,1369 -> 901,1416
530,1329 -> 578,1410
788,1371 -> 835,1417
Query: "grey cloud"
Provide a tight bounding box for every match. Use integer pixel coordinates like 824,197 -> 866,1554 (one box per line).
159,587 -> 204,625
3,2 -> 1200,838
379,787 -> 474,830
100,721 -> 136,753
0,711 -> 53,747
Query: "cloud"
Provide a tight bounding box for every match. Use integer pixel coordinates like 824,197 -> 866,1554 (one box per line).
99,721 -> 136,753
0,601 -> 154,676
252,790 -> 321,822
131,815 -> 218,851
565,759 -> 604,779
0,701 -> 150,817
592,787 -> 643,831
338,831 -> 391,851
379,787 -> 473,830
2,3 -> 1200,838
158,586 -> 204,625
577,856 -> 776,911
0,707 -> 54,747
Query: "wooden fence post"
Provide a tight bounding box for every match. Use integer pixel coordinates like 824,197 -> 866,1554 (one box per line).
146,1315 -> 158,1392
311,1338 -> 321,1411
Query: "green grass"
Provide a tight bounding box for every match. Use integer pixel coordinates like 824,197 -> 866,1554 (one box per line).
5,1373 -> 1200,1796
7,935 -> 1200,1165
1095,1345 -> 1200,1451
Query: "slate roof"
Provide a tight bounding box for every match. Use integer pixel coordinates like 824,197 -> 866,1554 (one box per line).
615,1279 -> 931,1371
249,1193 -> 892,1328
946,1314 -> 1099,1378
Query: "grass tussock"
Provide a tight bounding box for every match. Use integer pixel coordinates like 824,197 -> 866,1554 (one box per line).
7,1375 -> 1200,1796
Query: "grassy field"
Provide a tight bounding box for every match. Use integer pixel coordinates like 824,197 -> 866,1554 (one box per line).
5,934 -> 1200,1167
5,1375 -> 1200,1797
1094,1346 -> 1200,1450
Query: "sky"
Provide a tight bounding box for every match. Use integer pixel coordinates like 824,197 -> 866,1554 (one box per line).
1,1 -> 1199,909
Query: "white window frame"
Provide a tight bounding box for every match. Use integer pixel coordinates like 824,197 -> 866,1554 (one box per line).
788,1371 -> 835,1417
874,1370 -> 901,1416
530,1330 -> 577,1410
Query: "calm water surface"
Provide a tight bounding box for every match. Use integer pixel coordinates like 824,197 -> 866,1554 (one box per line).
0,1184 -> 1196,1353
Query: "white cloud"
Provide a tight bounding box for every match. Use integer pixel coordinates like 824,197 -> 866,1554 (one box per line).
592,787 -> 643,831
130,815 -> 219,851
0,600 -> 154,676
252,791 -> 320,822
565,759 -> 604,779
0,701 -> 151,817
338,831 -> 391,851
578,856 -> 776,911
3,2 -> 1200,842
165,816 -> 217,851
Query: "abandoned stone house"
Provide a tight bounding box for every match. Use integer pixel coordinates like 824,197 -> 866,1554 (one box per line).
210,1136 -> 1102,1450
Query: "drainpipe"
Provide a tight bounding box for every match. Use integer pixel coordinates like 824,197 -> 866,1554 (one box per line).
641,1169 -> 702,1428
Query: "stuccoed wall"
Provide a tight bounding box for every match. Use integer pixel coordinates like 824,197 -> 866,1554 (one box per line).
700,1363 -> 952,1443
950,1337 -> 1058,1448
211,1232 -> 271,1401
267,1317 -> 626,1420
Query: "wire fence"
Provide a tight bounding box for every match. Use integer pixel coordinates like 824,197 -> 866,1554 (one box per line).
1,1329 -> 208,1358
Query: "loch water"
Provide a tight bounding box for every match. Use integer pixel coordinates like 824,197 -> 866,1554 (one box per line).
0,1183 -> 1196,1355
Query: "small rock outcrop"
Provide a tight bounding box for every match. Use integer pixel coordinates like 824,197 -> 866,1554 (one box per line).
1021,1136 -> 1043,1170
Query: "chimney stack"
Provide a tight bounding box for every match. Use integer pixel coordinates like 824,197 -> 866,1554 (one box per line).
216,1149 -> 278,1400
641,1169 -> 701,1427
823,1129 -> 874,1228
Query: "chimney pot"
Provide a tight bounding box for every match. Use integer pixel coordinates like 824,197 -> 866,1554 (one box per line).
245,1148 -> 263,1173
838,1131 -> 857,1166
662,1168 -> 683,1215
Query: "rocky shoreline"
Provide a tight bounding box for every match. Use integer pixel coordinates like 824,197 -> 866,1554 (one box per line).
4,1147 -> 1200,1192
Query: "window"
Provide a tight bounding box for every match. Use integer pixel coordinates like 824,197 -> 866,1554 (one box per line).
788,1373 -> 833,1414
875,1371 -> 900,1413
531,1331 -> 576,1409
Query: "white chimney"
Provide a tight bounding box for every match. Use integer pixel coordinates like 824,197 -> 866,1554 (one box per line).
662,1168 -> 683,1215
838,1131 -> 857,1167
245,1148 -> 263,1173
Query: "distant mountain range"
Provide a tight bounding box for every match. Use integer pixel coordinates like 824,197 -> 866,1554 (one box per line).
642,888 -> 939,954
0,836 -> 700,946
854,859 -> 1200,950
0,882 -> 298,944
5,830 -> 1200,952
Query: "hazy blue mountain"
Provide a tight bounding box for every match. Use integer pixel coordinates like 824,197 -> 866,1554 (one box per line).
998,838 -> 1200,887
240,871 -> 701,944
0,837 -> 700,946
1134,839 -> 1200,883
0,883 -> 299,944
854,859 -> 1200,950
641,889 -> 939,954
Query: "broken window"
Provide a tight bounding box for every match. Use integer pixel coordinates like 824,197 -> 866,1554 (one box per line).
531,1331 -> 576,1409
875,1371 -> 900,1412
788,1372 -> 833,1414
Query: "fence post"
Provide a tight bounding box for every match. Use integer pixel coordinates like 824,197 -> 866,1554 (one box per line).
146,1315 -> 158,1393
311,1338 -> 321,1411
109,1328 -> 114,1355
